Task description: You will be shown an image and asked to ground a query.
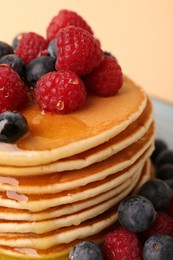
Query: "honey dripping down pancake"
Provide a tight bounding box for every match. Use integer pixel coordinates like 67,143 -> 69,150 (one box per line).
0,76 -> 148,166
0,97 -> 153,176
0,9 -> 156,259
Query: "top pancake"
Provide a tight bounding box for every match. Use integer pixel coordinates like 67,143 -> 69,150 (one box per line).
0,98 -> 153,175
0,76 -> 147,166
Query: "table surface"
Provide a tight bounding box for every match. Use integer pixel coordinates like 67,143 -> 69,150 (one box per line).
152,98 -> 173,149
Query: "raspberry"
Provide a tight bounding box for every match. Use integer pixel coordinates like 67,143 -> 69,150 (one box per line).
83,56 -> 123,97
15,32 -> 48,64
46,9 -> 93,42
140,211 -> 173,242
103,228 -> 142,260
55,26 -> 104,76
0,65 -> 27,112
35,70 -> 86,114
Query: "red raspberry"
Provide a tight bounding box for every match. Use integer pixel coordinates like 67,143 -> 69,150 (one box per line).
167,194 -> 173,218
140,211 -> 173,242
55,26 -> 104,76
0,65 -> 27,112
103,228 -> 142,260
35,70 -> 86,114
15,32 -> 48,64
83,56 -> 123,97
46,9 -> 93,42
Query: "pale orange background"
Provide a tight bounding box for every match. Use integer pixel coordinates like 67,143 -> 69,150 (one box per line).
0,0 -> 173,103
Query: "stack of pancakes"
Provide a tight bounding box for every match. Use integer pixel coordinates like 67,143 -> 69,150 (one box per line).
0,76 -> 155,259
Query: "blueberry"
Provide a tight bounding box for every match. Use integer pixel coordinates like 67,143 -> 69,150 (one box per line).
156,164 -> 173,180
156,149 -> 173,168
0,41 -> 14,59
143,234 -> 173,260
138,179 -> 172,211
48,39 -> 57,59
151,139 -> 168,165
68,241 -> 103,260
26,56 -> 55,87
12,32 -> 25,49
0,111 -> 28,143
104,51 -> 116,60
0,54 -> 26,80
118,195 -> 156,233
165,179 -> 173,190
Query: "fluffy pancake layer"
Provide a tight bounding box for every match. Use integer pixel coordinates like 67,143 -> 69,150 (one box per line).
0,121 -> 154,196
0,160 -> 152,259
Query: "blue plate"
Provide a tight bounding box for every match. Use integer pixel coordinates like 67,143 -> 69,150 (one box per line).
152,98 -> 173,149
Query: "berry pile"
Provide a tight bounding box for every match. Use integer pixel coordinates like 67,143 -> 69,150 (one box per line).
0,10 -> 123,142
68,138 -> 173,260
0,9 -> 123,115
0,9 -> 123,143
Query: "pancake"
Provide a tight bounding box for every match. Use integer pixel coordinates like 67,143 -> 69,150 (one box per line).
0,168 -> 141,234
0,144 -> 153,212
0,209 -> 124,258
0,175 -> 145,221
0,162 -> 149,251
0,76 -> 147,166
0,97 -> 153,175
0,75 -> 155,259
0,121 -> 154,194
0,159 -> 150,252
0,207 -> 116,249
131,159 -> 153,195
0,160 -> 151,223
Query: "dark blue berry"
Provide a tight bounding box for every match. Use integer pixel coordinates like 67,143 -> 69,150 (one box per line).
138,179 -> 172,211
68,241 -> 103,260
0,111 -> 28,143
26,56 -> 55,87
151,139 -> 168,165
12,32 -> 25,49
118,195 -> 156,233
156,149 -> 173,168
0,54 -> 26,80
104,51 -> 116,60
48,39 -> 57,59
165,179 -> 173,190
143,234 -> 173,260
156,164 -> 173,180
0,41 -> 14,59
